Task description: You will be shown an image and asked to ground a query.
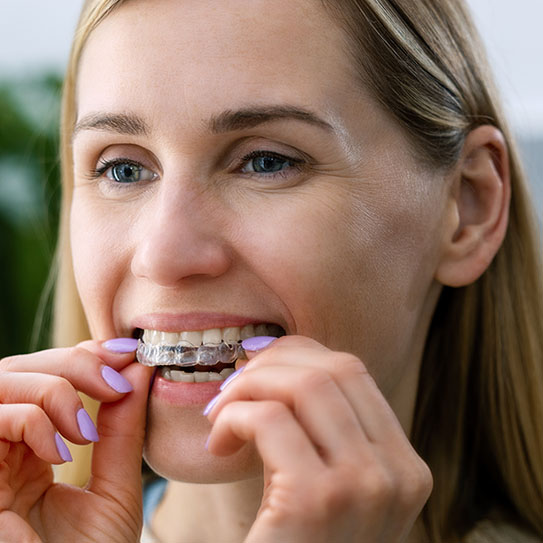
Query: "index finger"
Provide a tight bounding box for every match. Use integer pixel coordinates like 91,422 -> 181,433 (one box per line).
243,337 -> 409,447
0,341 -> 136,402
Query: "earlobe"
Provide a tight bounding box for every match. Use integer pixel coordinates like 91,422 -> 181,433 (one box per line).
435,125 -> 511,287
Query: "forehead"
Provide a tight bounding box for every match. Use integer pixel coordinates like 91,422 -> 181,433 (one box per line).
76,0 -> 358,123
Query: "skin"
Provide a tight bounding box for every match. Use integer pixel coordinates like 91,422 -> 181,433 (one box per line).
72,0 -> 445,482
0,0 -> 510,541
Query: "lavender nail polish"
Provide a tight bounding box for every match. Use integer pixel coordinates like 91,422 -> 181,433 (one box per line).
102,337 -> 139,353
241,336 -> 277,352
76,408 -> 99,442
55,433 -> 73,463
101,365 -> 133,393
203,393 -> 221,416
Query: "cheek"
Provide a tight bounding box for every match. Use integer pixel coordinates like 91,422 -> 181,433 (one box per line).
238,180 -> 442,368
234,192 -> 350,331
338,180 -> 444,378
70,194 -> 131,336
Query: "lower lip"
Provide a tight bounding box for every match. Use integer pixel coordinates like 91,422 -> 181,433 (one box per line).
151,373 -> 223,406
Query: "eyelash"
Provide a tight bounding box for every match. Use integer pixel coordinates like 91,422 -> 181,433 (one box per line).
88,157 -> 144,180
87,150 -> 305,183
239,150 -> 305,178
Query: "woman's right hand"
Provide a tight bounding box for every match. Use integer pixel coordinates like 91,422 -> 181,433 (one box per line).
0,340 -> 153,543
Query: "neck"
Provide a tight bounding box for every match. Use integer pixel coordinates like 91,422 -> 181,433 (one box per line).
152,477 -> 263,543
152,476 -> 428,542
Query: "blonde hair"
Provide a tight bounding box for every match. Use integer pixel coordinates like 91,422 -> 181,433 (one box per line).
54,0 -> 543,540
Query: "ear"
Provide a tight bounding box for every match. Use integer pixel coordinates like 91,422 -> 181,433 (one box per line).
435,125 -> 511,287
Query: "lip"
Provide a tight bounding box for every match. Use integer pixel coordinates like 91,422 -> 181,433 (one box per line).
130,312 -> 287,334
152,373 -> 225,406
137,312 -> 282,407
148,354 -> 250,407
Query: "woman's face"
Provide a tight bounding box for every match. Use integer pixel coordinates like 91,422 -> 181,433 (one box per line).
72,0 -> 449,481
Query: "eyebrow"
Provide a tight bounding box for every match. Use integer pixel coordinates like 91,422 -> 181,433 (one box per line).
209,105 -> 334,133
72,112 -> 149,140
72,105 -> 334,140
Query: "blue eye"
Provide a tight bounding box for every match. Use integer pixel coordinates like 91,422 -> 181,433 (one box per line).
240,151 -> 302,176
92,159 -> 156,183
110,162 -> 143,183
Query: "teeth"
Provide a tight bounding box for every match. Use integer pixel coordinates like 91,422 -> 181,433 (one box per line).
222,327 -> 241,343
181,330 -> 203,346
161,367 -> 236,383
137,341 -> 243,367
240,324 -> 255,340
141,324 -> 282,347
202,328 -> 222,345
161,332 -> 179,345
137,324 -> 284,369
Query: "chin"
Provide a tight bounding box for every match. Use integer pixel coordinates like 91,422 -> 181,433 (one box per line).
143,398 -> 263,483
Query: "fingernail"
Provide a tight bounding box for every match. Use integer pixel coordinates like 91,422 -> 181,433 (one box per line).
101,365 -> 133,393
220,366 -> 245,391
203,393 -> 221,416
55,433 -> 73,462
102,337 -> 139,353
76,408 -> 99,442
241,336 -> 277,352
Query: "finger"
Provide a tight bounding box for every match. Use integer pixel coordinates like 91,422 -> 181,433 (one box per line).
0,404 -> 72,465
245,340 -> 409,446
207,400 -> 324,474
0,373 -> 99,445
207,364 -> 368,462
0,344 -> 135,402
0,511 -> 41,543
87,362 -> 153,504
78,338 -> 139,371
243,335 -> 327,363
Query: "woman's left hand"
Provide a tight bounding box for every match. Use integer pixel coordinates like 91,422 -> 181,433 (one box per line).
205,335 -> 433,543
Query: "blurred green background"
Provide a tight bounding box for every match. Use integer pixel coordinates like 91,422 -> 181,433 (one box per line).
0,74 -> 63,358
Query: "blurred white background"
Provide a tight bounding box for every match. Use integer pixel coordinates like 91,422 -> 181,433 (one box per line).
1,0 -> 542,209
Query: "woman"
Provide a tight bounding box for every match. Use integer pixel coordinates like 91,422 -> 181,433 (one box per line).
0,0 -> 541,541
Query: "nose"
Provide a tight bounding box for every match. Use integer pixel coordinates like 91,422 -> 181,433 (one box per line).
130,184 -> 232,286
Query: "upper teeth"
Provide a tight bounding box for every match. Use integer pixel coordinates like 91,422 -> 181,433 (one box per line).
142,323 -> 282,347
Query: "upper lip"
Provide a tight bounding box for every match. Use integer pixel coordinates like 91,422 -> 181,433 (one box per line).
130,312 -> 287,334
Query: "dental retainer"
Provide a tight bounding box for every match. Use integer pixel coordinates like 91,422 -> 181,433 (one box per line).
136,339 -> 245,367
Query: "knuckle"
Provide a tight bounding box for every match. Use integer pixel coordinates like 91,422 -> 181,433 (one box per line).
22,404 -> 48,426
39,375 -> 74,401
303,367 -> 334,392
359,466 -> 396,507
257,401 -> 290,425
330,352 -> 369,379
318,469 -> 359,513
0,355 -> 18,372
410,461 -> 434,501
397,472 -> 433,511
68,345 -> 89,362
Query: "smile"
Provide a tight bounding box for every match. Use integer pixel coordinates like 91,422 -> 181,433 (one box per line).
135,323 -> 285,383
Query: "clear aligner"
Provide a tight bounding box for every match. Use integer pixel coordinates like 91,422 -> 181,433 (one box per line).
136,339 -> 245,367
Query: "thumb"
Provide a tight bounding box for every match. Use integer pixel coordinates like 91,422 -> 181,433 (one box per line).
88,362 -> 153,505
